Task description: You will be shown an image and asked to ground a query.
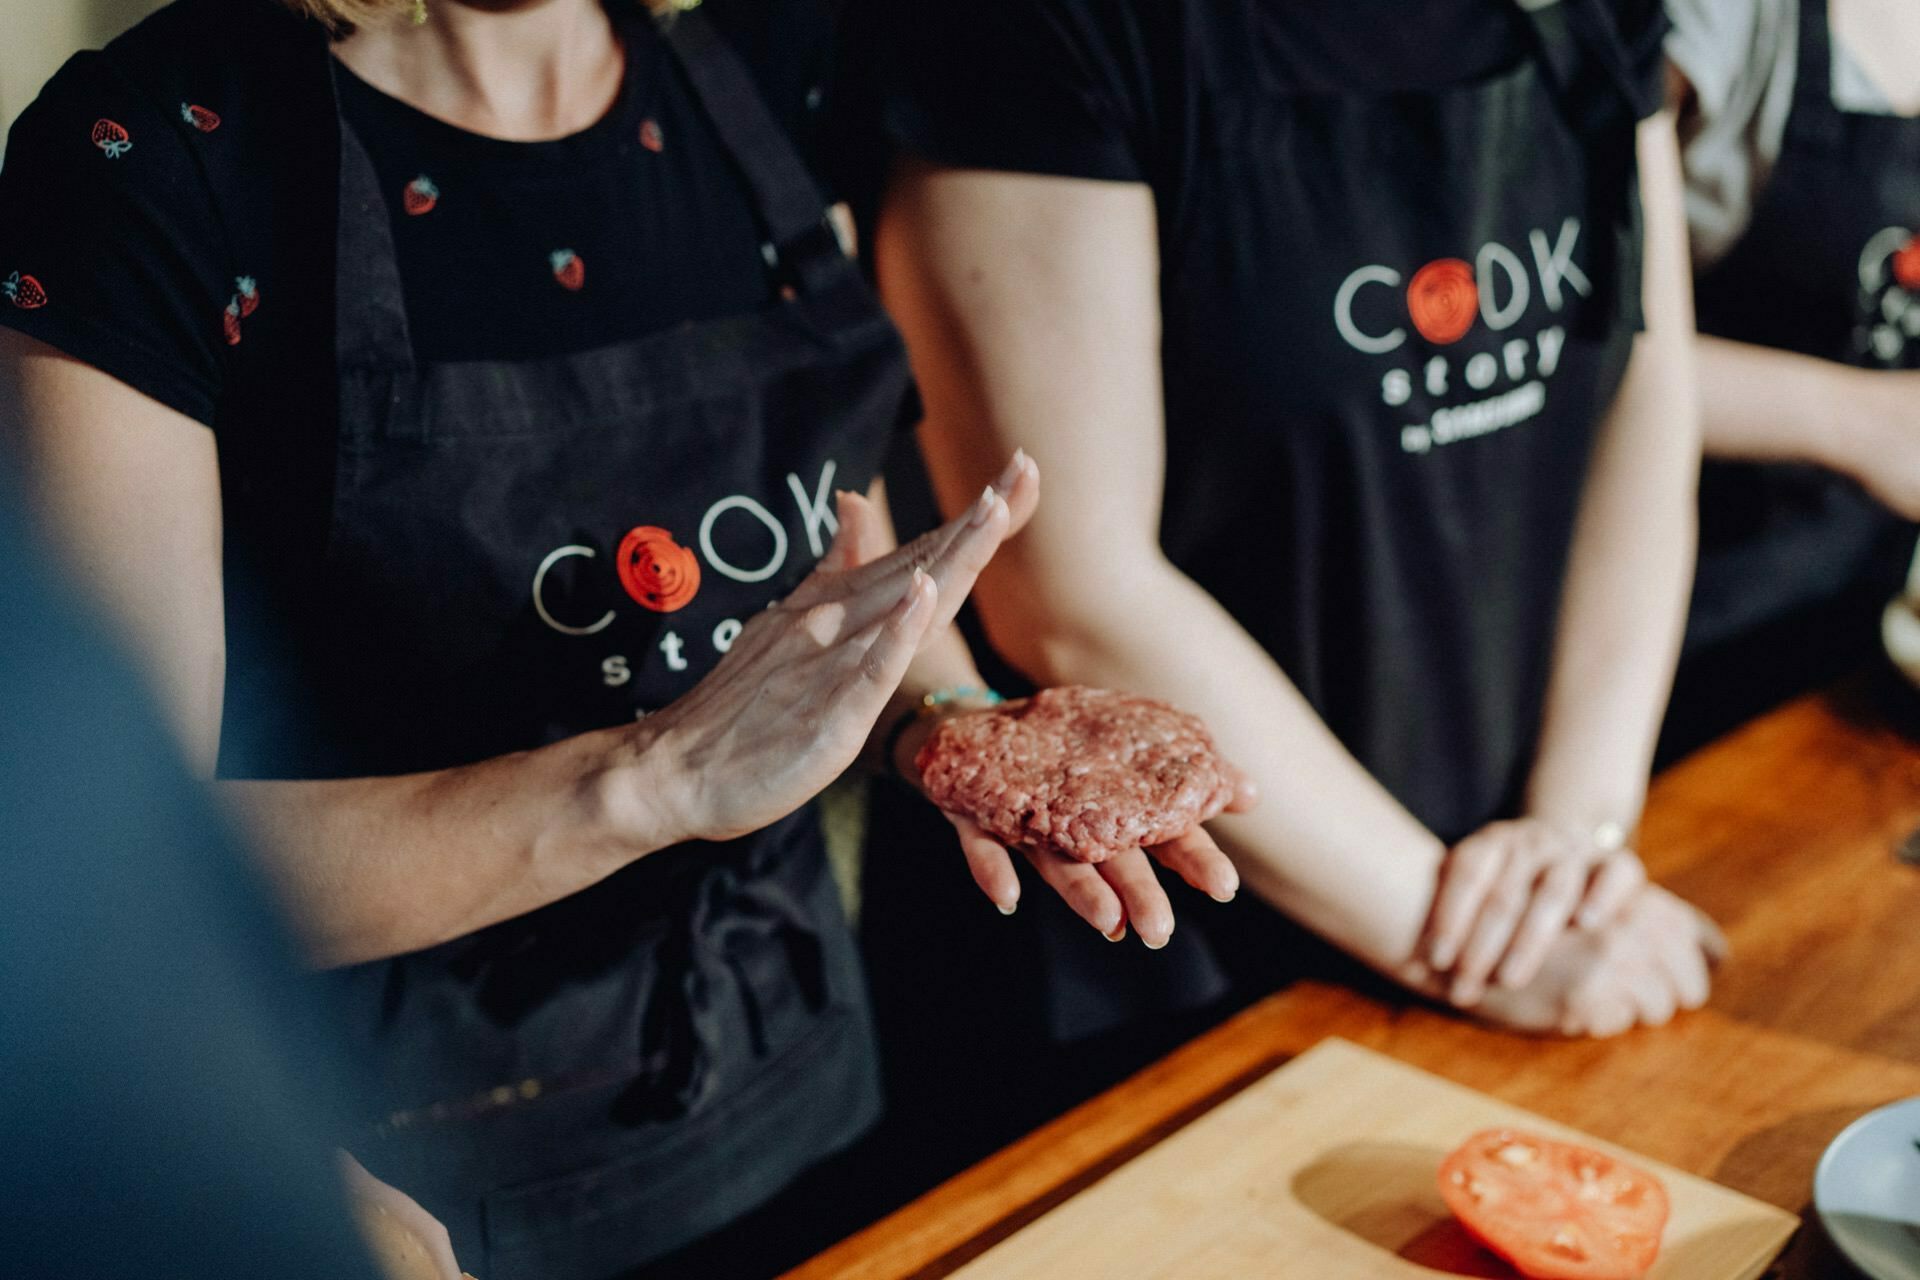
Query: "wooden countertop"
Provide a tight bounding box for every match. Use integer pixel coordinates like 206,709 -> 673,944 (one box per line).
788,685 -> 1920,1279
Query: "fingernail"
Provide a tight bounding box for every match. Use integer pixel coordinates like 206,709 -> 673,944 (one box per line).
1104,925 -> 1127,943
900,567 -> 931,615
996,901 -> 1017,916
994,449 -> 1026,491
1144,934 -> 1168,951
1209,887 -> 1236,904
968,485 -> 997,526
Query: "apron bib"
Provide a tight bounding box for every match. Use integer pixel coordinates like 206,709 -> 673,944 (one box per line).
1686,0 -> 1920,651
1020,0 -> 1653,1044
318,12 -> 908,1277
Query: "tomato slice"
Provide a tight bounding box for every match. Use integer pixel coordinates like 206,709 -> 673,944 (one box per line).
1437,1128 -> 1670,1280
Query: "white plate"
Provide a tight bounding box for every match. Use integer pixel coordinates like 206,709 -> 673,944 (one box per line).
1815,1097 -> 1920,1280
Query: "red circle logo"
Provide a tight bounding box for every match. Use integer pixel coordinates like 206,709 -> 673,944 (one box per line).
616,526 -> 701,613
1407,258 -> 1479,345
1893,234 -> 1920,291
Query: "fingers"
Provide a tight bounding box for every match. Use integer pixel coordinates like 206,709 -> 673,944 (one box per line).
838,569 -> 934,706
1575,851 -> 1645,929
1427,832 -> 1506,972
1563,987 -> 1635,1039
995,447 -> 1041,538
947,812 -> 1021,914
1624,955 -> 1678,1028
1222,762 -> 1260,814
1694,906 -> 1731,968
1495,858 -> 1588,990
1449,852 -> 1539,1006
818,489 -> 889,573
1096,849 -> 1176,949
823,485 -> 1011,639
1147,827 -> 1239,903
1020,845 -> 1126,939
1656,922 -> 1712,1011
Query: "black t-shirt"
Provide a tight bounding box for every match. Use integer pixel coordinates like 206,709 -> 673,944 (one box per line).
856,0 -> 1667,844
0,0 -> 840,771
850,0 -> 1663,218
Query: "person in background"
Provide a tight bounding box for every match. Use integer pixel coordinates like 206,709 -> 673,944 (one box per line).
855,0 -> 1727,1135
0,460 -> 447,1280
0,0 -> 1241,1275
1663,0 -> 1920,748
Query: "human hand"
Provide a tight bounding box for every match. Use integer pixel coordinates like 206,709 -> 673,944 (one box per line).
1409,884 -> 1726,1037
1424,817 -> 1649,1006
637,452 -> 1033,847
894,706 -> 1257,951
339,1152 -> 465,1280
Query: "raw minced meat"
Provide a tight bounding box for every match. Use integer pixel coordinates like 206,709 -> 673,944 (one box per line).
915,686 -> 1234,863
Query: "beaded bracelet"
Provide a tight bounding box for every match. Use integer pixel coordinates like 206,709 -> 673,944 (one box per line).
882,685 -> 1005,778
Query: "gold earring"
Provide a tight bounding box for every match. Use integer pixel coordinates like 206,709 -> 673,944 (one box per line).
410,0 -> 428,24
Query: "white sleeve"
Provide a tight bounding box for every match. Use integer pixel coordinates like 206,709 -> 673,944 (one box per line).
1664,0 -> 1800,269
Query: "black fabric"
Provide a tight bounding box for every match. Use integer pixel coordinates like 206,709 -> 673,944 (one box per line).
863,0 -> 1658,847
1681,0 -> 1920,659
4,2 -> 908,1276
0,462 -> 383,1280
0,0 -> 845,781
854,0 -> 1659,1064
308,9 -> 908,1279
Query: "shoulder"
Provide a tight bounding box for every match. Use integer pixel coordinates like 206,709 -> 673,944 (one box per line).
1665,0 -> 1793,116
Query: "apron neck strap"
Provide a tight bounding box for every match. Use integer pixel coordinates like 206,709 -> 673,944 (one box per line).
655,6 -> 853,297
1511,0 -> 1656,124
1784,0 -> 1844,150
330,58 -> 417,373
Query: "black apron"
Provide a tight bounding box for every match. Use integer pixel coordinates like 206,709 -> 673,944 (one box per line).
318,11 -> 907,1278
1685,0 -> 1920,653
1003,0 -> 1654,1045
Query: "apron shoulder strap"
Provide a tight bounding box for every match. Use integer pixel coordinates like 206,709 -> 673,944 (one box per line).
1511,0 -> 1658,124
656,6 -> 855,299
1783,0 -> 1844,150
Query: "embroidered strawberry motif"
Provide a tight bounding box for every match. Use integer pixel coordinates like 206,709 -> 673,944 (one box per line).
639,118 -> 665,153
180,103 -> 220,132
4,271 -> 48,309
402,175 -> 439,216
89,118 -> 133,158
549,249 -> 584,291
1894,234 -> 1920,292
221,276 -> 257,346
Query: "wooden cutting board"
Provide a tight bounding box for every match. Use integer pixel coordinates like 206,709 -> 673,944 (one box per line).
952,1039 -> 1800,1280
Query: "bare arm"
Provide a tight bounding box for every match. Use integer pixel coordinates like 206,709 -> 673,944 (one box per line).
4,331 -> 1019,966
1693,336 -> 1920,516
1524,110 -> 1700,835
876,164 -> 1444,973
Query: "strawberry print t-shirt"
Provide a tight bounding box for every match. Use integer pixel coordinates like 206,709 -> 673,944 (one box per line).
0,0 -> 836,412
0,0 -> 845,773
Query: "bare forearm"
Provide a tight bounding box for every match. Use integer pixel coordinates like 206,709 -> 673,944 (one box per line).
984,561 -> 1443,971
1526,112 -> 1699,832
1697,334 -> 1899,473
222,724 -> 671,967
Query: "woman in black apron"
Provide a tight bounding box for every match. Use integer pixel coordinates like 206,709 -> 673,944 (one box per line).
854,0 -> 1726,1119
1665,0 -> 1920,752
1,0 -> 1241,1275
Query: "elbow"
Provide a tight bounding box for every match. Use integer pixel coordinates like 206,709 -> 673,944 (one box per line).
972,554 -> 1170,687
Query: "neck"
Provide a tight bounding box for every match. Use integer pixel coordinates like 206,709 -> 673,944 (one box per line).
333,0 -> 626,141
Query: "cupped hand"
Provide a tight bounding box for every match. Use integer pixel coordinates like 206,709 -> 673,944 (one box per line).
982,781 -> 1256,950
1424,817 -> 1649,1006
1412,884 -> 1726,1038
639,451 -> 1034,847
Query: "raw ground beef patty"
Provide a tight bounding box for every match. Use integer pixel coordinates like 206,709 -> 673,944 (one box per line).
915,686 -> 1235,863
